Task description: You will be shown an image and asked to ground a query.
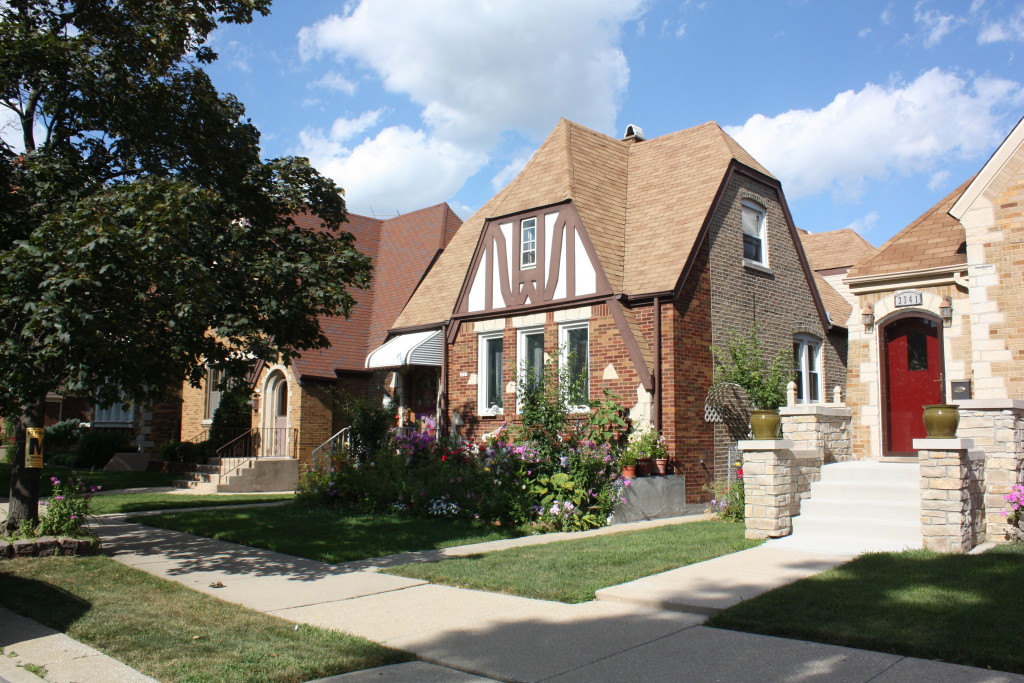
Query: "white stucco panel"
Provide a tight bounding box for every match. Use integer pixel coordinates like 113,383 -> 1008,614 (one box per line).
575,231 -> 597,296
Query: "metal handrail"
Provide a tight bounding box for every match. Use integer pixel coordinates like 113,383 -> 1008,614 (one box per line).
216,427 -> 296,484
311,427 -> 351,472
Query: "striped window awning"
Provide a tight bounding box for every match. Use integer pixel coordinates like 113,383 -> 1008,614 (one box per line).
365,330 -> 443,369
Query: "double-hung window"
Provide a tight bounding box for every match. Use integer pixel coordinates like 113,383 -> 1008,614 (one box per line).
793,335 -> 822,403
520,218 -> 537,269
741,200 -> 767,265
478,332 -> 504,415
204,366 -> 225,423
559,322 -> 589,410
517,327 -> 545,397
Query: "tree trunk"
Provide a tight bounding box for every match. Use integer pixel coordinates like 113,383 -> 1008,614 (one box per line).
5,394 -> 46,534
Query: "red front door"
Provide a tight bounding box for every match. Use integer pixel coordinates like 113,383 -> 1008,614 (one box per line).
883,316 -> 943,455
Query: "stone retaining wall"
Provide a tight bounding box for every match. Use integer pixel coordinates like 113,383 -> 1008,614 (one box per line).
957,399 -> 1024,541
0,536 -> 99,558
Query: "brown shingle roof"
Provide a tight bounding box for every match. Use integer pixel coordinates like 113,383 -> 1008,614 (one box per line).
813,272 -> 853,328
798,228 -> 877,272
848,178 -> 973,279
394,118 -> 773,329
292,204 -> 460,380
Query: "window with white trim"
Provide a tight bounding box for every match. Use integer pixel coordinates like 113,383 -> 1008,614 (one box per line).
517,327 -> 545,403
478,332 -> 504,415
204,366 -> 225,422
741,199 -> 767,265
520,217 -> 537,269
793,335 -> 823,404
559,321 -> 589,410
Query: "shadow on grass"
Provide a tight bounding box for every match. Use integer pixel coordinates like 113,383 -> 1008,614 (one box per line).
708,547 -> 1024,673
0,573 -> 91,637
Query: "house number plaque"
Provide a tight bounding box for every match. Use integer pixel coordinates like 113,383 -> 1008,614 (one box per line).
894,291 -> 923,307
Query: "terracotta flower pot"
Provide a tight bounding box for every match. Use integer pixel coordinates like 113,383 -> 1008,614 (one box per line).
923,404 -> 960,438
749,409 -> 782,439
651,458 -> 669,476
621,464 -> 637,479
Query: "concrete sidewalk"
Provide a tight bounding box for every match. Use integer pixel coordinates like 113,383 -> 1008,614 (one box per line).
76,514 -> 1024,683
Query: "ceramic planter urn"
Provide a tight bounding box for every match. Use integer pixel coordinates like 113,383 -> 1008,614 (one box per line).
922,404 -> 960,438
749,409 -> 782,440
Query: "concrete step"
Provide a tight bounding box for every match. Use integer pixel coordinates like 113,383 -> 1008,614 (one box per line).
171,479 -> 219,493
798,498 -> 919,522
815,461 -> 919,484
791,515 -> 920,542
766,533 -> 921,555
808,480 -> 919,503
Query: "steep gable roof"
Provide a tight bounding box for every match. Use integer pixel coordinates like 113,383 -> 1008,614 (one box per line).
394,118 -> 773,330
798,228 -> 877,272
292,204 -> 460,380
848,178 -> 972,279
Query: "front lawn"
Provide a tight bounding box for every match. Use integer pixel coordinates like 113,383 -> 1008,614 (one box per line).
133,503 -> 521,563
0,556 -> 411,682
0,463 -> 178,496
385,520 -> 760,603
91,492 -> 293,515
707,545 -> 1024,674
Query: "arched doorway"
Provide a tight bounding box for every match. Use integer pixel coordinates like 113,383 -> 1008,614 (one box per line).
263,371 -> 290,456
881,314 -> 944,456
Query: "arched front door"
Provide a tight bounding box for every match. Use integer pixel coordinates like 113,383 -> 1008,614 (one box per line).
264,371 -> 289,456
881,315 -> 943,456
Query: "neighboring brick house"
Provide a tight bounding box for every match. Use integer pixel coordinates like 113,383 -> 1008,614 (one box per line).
371,119 -> 841,502
844,116 -> 1024,460
179,203 -> 461,464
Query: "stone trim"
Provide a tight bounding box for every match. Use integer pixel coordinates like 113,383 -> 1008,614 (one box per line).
739,439 -> 824,539
915,439 -> 984,553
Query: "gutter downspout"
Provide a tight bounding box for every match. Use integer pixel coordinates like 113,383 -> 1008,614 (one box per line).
439,322 -> 449,438
653,296 -> 662,432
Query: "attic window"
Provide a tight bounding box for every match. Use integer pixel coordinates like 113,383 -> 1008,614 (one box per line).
521,218 -> 537,269
741,199 -> 767,265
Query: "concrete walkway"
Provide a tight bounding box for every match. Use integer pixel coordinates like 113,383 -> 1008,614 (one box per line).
39,513 -> 1013,683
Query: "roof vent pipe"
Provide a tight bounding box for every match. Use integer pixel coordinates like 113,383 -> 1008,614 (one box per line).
622,124 -> 645,142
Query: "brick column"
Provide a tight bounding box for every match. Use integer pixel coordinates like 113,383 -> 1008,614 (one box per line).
957,399 -> 1024,541
739,439 -> 820,540
914,438 -> 981,553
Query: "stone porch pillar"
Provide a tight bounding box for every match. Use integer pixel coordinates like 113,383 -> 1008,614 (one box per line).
739,439 -> 821,540
914,438 -> 982,553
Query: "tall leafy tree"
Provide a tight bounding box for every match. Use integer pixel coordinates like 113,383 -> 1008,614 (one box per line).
0,0 -> 373,530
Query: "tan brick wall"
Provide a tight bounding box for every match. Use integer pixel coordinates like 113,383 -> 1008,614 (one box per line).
180,381 -> 208,443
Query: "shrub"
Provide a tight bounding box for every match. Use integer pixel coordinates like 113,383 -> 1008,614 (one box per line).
333,395 -> 396,461
45,418 -> 85,455
711,323 -> 793,410
1003,483 -> 1024,542
706,460 -> 745,522
209,385 -> 253,451
74,429 -> 132,469
37,475 -> 99,538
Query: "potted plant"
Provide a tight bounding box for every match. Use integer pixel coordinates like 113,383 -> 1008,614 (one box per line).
711,324 -> 793,439
624,428 -> 668,476
619,448 -> 638,479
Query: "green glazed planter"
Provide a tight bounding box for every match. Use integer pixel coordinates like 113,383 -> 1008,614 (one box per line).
750,409 -> 782,439
922,404 -> 960,438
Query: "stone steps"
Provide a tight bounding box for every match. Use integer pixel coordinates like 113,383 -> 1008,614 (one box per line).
765,461 -> 922,555
172,456 -> 297,493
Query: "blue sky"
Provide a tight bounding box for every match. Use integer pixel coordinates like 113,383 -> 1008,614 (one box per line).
204,0 -> 1024,247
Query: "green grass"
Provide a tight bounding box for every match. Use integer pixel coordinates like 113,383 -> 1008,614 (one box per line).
90,492 -> 294,515
133,503 -> 521,563
385,520 -> 761,603
0,463 -> 178,496
707,545 -> 1024,674
0,556 -> 411,682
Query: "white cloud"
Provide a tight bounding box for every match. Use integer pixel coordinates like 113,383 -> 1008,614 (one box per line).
328,109 -> 384,142
843,211 -> 880,235
881,4 -> 895,25
676,22 -> 687,38
914,5 -> 966,47
725,68 -> 1023,203
491,153 -> 532,192
978,6 -> 1024,44
295,0 -> 643,212
311,71 -> 357,95
298,125 -> 487,216
927,170 -> 951,191
858,27 -> 872,38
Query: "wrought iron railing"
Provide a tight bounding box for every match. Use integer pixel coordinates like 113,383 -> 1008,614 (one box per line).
215,427 -> 297,484
311,427 -> 352,473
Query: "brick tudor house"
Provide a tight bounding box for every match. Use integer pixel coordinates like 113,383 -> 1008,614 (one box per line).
369,119 -> 846,503
176,203 -> 461,484
744,116 -> 1024,554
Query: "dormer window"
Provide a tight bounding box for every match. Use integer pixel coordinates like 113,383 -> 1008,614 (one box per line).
741,200 -> 767,265
520,218 -> 537,269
